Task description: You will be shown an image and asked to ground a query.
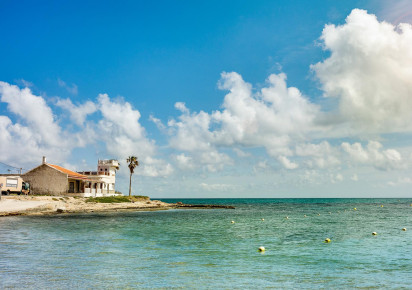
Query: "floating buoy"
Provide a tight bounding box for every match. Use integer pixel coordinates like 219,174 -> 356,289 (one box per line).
402,228 -> 407,231
231,221 -> 235,224
285,216 -> 289,219
261,218 -> 264,221
258,246 -> 265,252
381,205 -> 384,207
354,208 -> 357,210
317,213 -> 320,216
304,214 -> 307,217
324,238 -> 331,243
329,212 -> 332,214
372,232 -> 377,236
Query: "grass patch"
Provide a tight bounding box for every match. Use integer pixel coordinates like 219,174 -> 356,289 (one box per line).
85,195 -> 150,203
129,195 -> 150,202
85,196 -> 133,203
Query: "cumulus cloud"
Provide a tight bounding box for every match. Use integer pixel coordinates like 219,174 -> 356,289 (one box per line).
96,94 -> 173,177
295,141 -> 341,169
342,141 -> 404,170
167,72 -> 319,169
0,82 -> 71,165
312,9 -> 412,134
277,156 -> 298,170
56,98 -> 97,126
174,153 -> 195,170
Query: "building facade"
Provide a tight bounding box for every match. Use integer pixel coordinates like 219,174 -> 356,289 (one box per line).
23,157 -> 120,197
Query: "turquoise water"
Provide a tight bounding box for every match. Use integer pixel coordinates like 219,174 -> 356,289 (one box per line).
1,198 -> 411,288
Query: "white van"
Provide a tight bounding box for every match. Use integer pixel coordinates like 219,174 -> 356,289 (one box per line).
0,175 -> 30,195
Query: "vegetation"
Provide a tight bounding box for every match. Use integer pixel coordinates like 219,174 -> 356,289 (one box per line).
85,195 -> 149,203
127,156 -> 139,197
129,195 -> 150,202
85,196 -> 132,203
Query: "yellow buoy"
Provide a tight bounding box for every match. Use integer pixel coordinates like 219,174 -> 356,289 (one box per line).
317,213 -> 320,216
285,216 -> 289,219
324,238 -> 331,243
372,232 -> 377,236
402,228 -> 407,231
261,218 -> 264,221
381,205 -> 384,207
258,246 -> 265,252
231,221 -> 235,224
304,214 -> 307,217
354,208 -> 357,210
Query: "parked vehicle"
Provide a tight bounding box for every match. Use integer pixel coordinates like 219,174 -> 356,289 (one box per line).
0,175 -> 30,195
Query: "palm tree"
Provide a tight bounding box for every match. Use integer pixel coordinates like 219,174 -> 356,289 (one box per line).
127,156 -> 139,197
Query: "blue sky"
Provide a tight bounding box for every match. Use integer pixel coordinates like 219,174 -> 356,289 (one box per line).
1,0 -> 412,197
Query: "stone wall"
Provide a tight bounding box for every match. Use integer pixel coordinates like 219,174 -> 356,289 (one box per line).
23,165 -> 68,195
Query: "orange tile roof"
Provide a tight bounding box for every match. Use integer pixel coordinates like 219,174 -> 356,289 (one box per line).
48,164 -> 90,180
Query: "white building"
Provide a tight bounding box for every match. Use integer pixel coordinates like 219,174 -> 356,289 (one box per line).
77,159 -> 120,197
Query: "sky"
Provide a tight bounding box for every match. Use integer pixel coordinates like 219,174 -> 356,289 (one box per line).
1,0 -> 412,198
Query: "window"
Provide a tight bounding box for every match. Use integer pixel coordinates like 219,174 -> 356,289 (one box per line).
6,178 -> 18,188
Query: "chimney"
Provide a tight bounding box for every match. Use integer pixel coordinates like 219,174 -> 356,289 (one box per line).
42,156 -> 46,164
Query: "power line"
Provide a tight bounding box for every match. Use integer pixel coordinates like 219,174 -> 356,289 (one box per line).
0,161 -> 25,172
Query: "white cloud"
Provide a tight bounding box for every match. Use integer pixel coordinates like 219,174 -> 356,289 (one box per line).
0,81 -> 63,147
0,82 -> 71,166
312,9 -> 412,134
342,141 -> 404,170
296,141 -> 341,169
56,98 -> 97,126
174,153 -> 195,170
149,115 -> 166,130
277,155 -> 298,170
167,72 -> 319,167
233,148 -> 251,158
200,182 -> 234,192
58,78 -> 78,95
96,94 -> 173,177
388,177 -> 412,186
331,173 -> 344,183
253,160 -> 272,174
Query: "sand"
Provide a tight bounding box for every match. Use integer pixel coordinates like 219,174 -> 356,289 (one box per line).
0,195 -> 173,216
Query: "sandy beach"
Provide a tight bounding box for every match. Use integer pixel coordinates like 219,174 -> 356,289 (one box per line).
0,196 -> 173,216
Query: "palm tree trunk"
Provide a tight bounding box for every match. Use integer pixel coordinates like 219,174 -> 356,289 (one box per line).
129,173 -> 132,197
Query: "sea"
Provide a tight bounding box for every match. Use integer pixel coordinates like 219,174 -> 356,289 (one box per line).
0,198 -> 411,289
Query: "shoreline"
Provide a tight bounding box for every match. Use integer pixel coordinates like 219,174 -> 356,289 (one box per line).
0,196 -> 234,217
0,196 -> 174,217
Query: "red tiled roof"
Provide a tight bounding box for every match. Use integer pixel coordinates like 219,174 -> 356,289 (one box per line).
48,164 -> 91,180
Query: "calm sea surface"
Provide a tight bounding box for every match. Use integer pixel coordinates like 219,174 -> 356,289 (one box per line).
1,198 -> 411,289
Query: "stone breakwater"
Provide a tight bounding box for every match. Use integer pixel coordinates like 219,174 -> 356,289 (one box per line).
0,196 -> 235,216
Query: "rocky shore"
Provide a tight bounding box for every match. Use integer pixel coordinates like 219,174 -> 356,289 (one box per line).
0,196 -> 234,216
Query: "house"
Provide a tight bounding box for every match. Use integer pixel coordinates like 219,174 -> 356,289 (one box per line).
23,157 -> 120,197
